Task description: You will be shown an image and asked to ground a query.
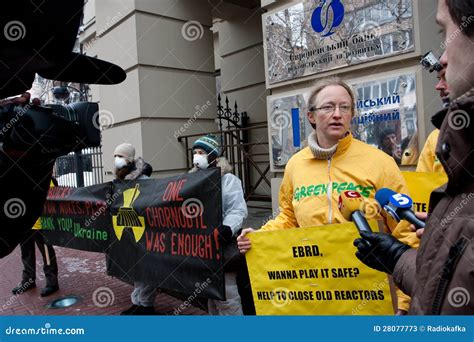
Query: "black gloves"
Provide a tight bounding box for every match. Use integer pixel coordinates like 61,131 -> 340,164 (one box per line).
353,231 -> 412,274
219,225 -> 233,243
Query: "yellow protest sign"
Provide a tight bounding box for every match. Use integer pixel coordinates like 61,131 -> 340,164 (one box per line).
402,171 -> 447,213
246,221 -> 394,315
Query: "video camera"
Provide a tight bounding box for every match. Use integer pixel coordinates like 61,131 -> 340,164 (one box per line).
0,101 -> 101,157
420,51 -> 443,73
0,0 -> 127,157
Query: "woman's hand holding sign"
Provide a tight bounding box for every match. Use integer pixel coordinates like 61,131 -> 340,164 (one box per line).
237,228 -> 256,253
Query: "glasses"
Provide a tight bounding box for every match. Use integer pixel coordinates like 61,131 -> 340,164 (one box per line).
311,104 -> 352,114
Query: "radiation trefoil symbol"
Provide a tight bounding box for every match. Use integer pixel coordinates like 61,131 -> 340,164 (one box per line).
112,184 -> 145,242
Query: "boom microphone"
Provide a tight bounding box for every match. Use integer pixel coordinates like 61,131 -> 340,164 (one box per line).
338,191 -> 373,233
375,188 -> 425,229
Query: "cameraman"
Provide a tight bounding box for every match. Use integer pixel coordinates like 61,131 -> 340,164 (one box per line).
354,0 -> 474,314
0,0 -> 125,258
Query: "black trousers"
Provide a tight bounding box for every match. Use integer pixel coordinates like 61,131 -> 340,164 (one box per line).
20,231 -> 58,287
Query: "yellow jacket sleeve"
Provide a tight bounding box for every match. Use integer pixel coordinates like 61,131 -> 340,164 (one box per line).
396,289 -> 411,312
261,166 -> 298,231
416,130 -> 437,172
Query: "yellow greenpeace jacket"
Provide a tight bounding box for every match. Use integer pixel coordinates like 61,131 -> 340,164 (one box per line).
416,129 -> 446,174
261,133 -> 418,311
262,134 -> 414,237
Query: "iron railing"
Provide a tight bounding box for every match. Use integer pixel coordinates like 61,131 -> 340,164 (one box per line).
178,94 -> 271,204
54,146 -> 104,187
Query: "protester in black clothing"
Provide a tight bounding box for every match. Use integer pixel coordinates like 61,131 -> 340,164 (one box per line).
12,178 -> 59,297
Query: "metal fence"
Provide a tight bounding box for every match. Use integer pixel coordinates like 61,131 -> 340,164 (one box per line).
178,94 -> 271,204
54,146 -> 104,187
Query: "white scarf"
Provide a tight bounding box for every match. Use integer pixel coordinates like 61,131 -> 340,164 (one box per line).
307,131 -> 338,160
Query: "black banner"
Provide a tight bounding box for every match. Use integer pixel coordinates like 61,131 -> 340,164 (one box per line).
41,183 -> 112,253
106,168 -> 224,300
40,168 -> 224,300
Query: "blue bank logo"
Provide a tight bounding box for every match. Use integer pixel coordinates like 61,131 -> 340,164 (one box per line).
311,0 -> 345,37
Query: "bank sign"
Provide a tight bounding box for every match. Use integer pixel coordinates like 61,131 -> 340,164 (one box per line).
268,70 -> 418,172
264,0 -> 415,85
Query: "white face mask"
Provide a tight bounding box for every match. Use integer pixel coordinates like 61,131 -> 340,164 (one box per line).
193,154 -> 209,169
114,156 -> 127,169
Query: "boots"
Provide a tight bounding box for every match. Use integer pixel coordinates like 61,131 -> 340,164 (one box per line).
120,304 -> 155,315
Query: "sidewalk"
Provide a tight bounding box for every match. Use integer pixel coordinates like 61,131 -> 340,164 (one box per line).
0,246 -> 206,316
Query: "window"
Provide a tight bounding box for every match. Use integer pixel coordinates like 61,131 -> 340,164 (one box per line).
381,83 -> 388,98
372,84 -> 380,98
363,86 -> 371,98
389,80 -> 397,94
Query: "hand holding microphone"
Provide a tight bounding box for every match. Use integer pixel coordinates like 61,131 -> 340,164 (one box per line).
353,231 -> 411,274
338,190 -> 412,274
411,212 -> 427,238
375,188 -> 425,229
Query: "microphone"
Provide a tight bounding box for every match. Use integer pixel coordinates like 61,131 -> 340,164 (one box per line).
375,188 -> 425,229
338,191 -> 373,233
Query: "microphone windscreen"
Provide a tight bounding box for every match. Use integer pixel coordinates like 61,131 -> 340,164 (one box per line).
374,188 -> 396,207
338,191 -> 364,221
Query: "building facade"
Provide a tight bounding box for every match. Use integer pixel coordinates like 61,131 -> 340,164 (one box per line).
80,0 -> 443,211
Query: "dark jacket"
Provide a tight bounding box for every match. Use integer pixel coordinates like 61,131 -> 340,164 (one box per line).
114,157 -> 150,181
393,88 -> 474,314
124,157 -> 150,180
